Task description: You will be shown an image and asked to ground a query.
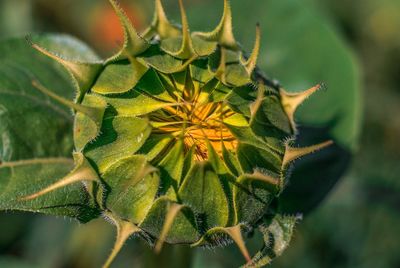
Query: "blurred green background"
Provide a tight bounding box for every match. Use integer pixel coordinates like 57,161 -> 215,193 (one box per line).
0,0 -> 399,267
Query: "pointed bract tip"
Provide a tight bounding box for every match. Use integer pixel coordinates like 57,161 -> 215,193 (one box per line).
242,23 -> 261,75
146,0 -> 180,38
108,0 -> 149,60
280,84 -> 323,131
280,84 -> 322,109
178,0 -> 190,33
31,80 -> 105,128
166,0 -> 195,59
28,39 -> 102,97
194,0 -> 237,49
103,215 -> 140,268
19,153 -> 99,201
154,203 -> 183,254
226,225 -> 251,263
29,40 -> 70,65
155,0 -> 165,16
219,0 -> 237,48
191,225 -> 251,262
282,140 -> 334,168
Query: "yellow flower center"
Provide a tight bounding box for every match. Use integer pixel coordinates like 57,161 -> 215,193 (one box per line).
150,99 -> 237,161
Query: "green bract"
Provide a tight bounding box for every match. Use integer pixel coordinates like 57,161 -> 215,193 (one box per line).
17,0 -> 332,267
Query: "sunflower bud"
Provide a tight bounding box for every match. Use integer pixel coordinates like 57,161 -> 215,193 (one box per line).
25,0 -> 332,267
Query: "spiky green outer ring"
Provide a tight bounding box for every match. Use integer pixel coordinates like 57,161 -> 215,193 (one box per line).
25,0 -> 332,267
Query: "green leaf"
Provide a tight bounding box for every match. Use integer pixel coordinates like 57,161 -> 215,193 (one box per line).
135,69 -> 176,102
139,45 -> 185,74
0,158 -> 98,222
192,35 -> 218,56
249,94 -> 292,140
140,197 -> 200,244
100,90 -> 173,117
190,59 -> 214,84
0,35 -> 76,161
225,63 -> 251,86
84,116 -> 152,173
243,215 -> 298,267
225,125 -> 283,172
225,85 -> 257,118
234,172 -> 280,224
103,156 -> 159,224
73,94 -> 108,151
137,134 -> 175,162
91,60 -> 148,95
206,141 -> 236,226
157,140 -> 185,198
221,144 -> 242,177
247,89 -> 291,153
0,34 -> 100,221
207,48 -> 251,87
237,143 -> 281,176
179,161 -> 230,228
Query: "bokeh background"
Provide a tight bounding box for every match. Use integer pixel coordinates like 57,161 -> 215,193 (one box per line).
0,0 -> 399,267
